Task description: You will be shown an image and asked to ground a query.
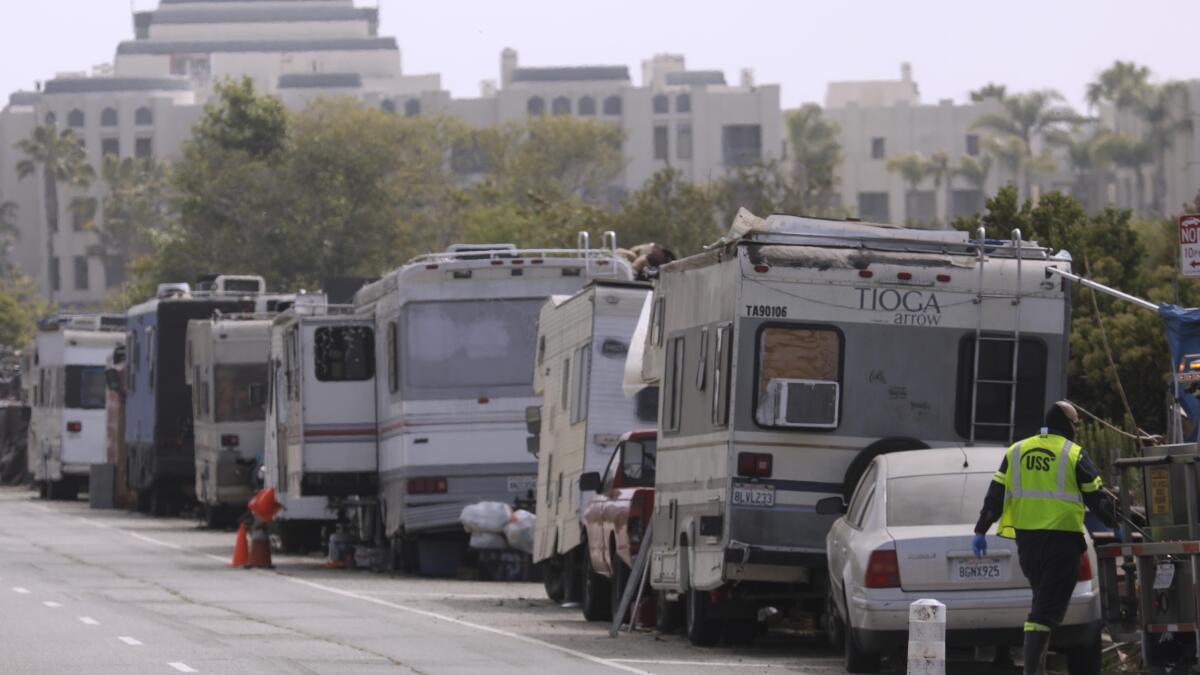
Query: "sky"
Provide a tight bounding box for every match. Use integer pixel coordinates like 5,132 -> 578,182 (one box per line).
1,0 -> 1198,112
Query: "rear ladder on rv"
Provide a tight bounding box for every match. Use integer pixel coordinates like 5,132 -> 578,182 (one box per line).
968,227 -> 1026,446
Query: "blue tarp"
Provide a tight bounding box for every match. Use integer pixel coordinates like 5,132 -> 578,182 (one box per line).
1159,305 -> 1200,441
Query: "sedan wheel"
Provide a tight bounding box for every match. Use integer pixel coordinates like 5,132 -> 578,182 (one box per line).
842,592 -> 881,674
610,553 -> 629,625
685,587 -> 722,647
580,540 -> 611,622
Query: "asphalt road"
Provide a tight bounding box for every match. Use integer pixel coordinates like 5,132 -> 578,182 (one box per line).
0,486 -> 848,674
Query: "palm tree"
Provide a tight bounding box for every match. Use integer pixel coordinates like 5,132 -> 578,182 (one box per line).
83,155 -> 170,286
971,90 -> 1080,199
954,155 -> 993,217
886,152 -> 930,225
0,200 -> 17,274
1135,83 -> 1192,215
785,104 -> 842,214
1098,132 -> 1153,213
925,150 -> 951,226
15,124 -> 94,298
1086,61 -> 1151,114
969,83 -> 1008,103
1044,126 -> 1114,212
982,136 -> 1024,187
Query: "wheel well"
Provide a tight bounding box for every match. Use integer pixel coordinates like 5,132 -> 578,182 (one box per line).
842,437 -> 930,500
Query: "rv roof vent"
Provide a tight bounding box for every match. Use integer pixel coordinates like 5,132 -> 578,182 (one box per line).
156,282 -> 191,299
66,315 -> 101,331
446,243 -> 518,259
214,275 -> 266,295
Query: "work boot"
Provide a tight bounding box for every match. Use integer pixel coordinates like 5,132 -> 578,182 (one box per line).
1022,629 -> 1051,675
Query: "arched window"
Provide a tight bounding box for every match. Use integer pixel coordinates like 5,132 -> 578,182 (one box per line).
44,112 -> 56,125
676,93 -> 691,114
404,99 -> 421,117
652,94 -> 669,114
381,99 -> 396,114
67,109 -> 85,128
552,96 -> 571,115
101,107 -> 118,127
602,95 -> 622,116
527,96 -> 545,116
577,96 -> 596,116
135,106 -> 153,126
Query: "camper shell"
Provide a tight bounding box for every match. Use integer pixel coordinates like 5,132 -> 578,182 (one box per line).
640,211 -> 1072,641
264,295 -> 376,548
353,235 -> 634,571
529,280 -> 655,598
26,314 -> 126,499
186,314 -> 275,525
124,275 -> 290,514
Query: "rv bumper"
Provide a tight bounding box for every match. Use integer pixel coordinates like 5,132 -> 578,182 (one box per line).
723,544 -> 824,583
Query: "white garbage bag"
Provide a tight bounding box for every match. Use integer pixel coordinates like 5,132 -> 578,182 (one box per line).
504,509 -> 535,554
469,532 -> 509,550
460,501 -> 513,534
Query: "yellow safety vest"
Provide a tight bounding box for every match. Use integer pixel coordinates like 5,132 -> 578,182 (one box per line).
995,434 -> 1101,538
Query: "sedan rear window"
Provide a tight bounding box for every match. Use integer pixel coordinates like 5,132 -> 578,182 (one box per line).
886,472 -> 995,527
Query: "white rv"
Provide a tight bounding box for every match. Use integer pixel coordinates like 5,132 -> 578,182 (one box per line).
264,295 -> 377,550
639,211 -> 1072,645
26,315 -> 126,499
186,314 -> 272,527
354,235 -> 634,571
529,281 -> 656,600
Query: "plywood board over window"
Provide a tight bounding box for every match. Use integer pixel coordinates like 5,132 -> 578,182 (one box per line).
756,327 -> 840,426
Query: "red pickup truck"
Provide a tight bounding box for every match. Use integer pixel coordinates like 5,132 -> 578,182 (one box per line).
578,430 -> 656,622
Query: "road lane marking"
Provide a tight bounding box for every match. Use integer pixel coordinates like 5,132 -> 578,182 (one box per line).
280,576 -> 653,675
12,587 -> 29,594
118,636 -> 143,646
168,663 -> 198,673
43,601 -> 61,608
79,617 -> 99,626
613,659 -> 798,668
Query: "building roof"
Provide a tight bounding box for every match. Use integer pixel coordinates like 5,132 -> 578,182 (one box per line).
147,6 -> 374,24
116,37 -> 397,55
43,77 -> 193,94
278,73 -> 362,89
665,71 -> 726,86
511,66 -> 630,84
8,91 -> 40,106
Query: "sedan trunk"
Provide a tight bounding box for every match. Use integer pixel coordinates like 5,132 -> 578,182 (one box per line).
889,525 -> 1029,592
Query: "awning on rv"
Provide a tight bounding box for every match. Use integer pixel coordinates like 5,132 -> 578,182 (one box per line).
623,292 -> 653,398
757,245 -> 977,270
721,208 -> 971,248
1160,304 -> 1200,442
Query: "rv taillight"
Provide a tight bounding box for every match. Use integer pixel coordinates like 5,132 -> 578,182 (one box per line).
491,260 -> 504,266
531,259 -> 544,265
597,260 -> 609,266
407,478 -> 448,495
936,274 -> 952,283
1078,553 -> 1093,581
897,272 -> 913,281
425,264 -> 439,270
66,421 -> 82,433
865,549 -> 901,588
221,434 -> 240,447
478,397 -> 490,405
511,259 -> 524,265
858,270 -> 874,278
736,452 -> 773,478
754,264 -> 769,273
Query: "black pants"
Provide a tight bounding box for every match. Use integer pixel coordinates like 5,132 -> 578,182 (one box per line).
1015,530 -> 1086,628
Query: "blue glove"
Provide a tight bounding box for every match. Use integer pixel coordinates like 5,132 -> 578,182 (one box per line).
1114,527 -> 1125,541
972,533 -> 988,558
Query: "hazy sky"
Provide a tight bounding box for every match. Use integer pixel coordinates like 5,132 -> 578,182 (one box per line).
2,0 -> 1198,111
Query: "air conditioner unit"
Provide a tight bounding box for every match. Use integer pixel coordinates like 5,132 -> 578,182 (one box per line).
768,378 -> 839,429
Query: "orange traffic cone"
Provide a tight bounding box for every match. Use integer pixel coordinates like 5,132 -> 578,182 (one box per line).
230,523 -> 249,567
244,522 -> 274,569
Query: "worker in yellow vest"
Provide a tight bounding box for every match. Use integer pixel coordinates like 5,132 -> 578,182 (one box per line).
972,401 -> 1117,675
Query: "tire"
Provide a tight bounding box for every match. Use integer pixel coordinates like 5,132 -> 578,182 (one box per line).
1066,625 -> 1102,675
655,590 -> 683,634
610,551 -> 629,625
842,438 -> 929,500
580,539 -> 611,622
203,504 -> 233,529
825,582 -> 845,648
842,592 -> 881,674
724,619 -> 758,646
685,587 -> 722,647
541,557 -> 566,603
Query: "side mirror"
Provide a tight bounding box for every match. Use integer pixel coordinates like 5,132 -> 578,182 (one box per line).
525,405 -> 542,437
104,368 -> 123,394
579,472 -> 602,493
526,435 -> 539,457
815,496 -> 847,516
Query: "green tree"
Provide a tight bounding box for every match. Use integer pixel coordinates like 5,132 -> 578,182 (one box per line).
475,116 -> 625,203
82,156 -> 172,288
1135,83 -> 1192,216
971,90 -> 1079,199
192,77 -> 289,160
969,83 -> 1008,103
1044,126 -> 1114,212
956,155 -> 993,192
885,152 -> 929,225
712,160 -> 806,228
612,167 -> 718,256
785,104 -> 841,214
1098,132 -> 1153,214
0,272 -> 45,351
15,124 -> 94,299
1086,60 -> 1151,112
0,200 -> 17,272
926,150 -> 952,226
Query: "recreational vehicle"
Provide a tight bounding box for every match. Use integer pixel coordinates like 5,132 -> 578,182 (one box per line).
354,235 -> 634,571
186,314 -> 273,527
264,295 -> 376,550
638,211 -> 1072,645
25,315 -> 126,499
528,280 -> 656,605
125,275 -> 289,515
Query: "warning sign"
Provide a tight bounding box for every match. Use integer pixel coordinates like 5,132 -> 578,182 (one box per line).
1181,215 -> 1200,277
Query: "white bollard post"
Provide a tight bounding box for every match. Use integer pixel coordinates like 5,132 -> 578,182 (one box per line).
907,599 -> 946,675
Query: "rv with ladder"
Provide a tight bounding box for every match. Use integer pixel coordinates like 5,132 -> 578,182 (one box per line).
353,235 -> 634,572
636,210 -> 1072,645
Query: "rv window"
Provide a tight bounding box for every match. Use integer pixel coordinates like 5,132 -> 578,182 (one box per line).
664,336 -> 685,432
544,454 -> 554,506
635,386 -> 659,423
193,367 -> 203,417
215,364 -> 269,422
200,380 -> 210,417
537,336 -> 546,365
696,328 -> 708,391
127,331 -> 138,393
650,298 -> 666,346
401,299 -> 543,397
620,438 -> 657,487
955,336 -> 1047,441
755,326 -> 841,429
146,327 -> 157,391
65,366 -> 106,409
712,324 -> 732,427
560,358 -> 570,410
387,321 -> 399,394
569,343 -> 590,425
315,326 -> 375,382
